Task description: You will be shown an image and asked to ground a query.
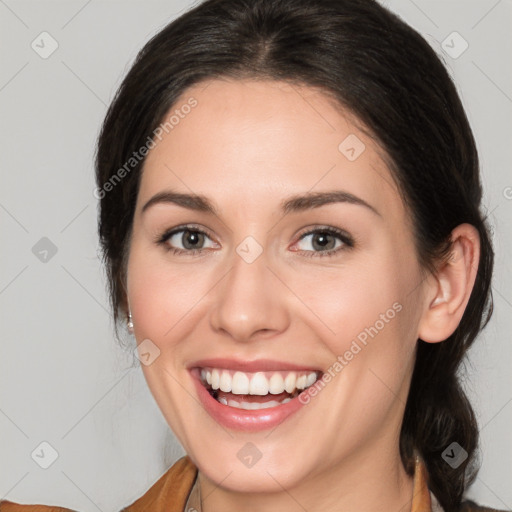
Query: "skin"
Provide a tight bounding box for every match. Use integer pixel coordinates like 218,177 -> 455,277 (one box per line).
125,78 -> 480,511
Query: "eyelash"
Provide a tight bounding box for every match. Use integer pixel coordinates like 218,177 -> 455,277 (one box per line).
155,224 -> 355,258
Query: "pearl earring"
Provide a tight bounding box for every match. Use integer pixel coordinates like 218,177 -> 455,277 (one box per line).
127,311 -> 134,333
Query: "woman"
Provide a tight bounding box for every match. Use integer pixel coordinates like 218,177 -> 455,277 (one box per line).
1,0 -> 506,511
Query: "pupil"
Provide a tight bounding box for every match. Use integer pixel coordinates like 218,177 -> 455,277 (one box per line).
313,233 -> 334,251
183,230 -> 203,249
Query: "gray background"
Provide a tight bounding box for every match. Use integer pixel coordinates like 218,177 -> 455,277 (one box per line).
0,0 -> 510,510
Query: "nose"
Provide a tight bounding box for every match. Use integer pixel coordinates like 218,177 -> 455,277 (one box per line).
208,244 -> 291,342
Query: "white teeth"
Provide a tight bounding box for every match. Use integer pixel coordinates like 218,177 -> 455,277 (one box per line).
232,371 -> 250,394
284,373 -> 296,393
219,396 -> 293,410
296,374 -> 307,390
201,368 -> 319,396
306,372 -> 317,387
268,373 -> 285,394
211,369 -> 220,389
219,371 -> 231,392
249,372 -> 269,395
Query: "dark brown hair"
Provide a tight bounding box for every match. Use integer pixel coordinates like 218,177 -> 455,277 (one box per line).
94,1 -> 494,510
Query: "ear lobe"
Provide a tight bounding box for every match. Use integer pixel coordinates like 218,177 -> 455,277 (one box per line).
417,224 -> 480,343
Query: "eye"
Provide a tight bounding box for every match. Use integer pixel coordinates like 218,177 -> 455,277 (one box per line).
292,226 -> 354,258
156,224 -> 354,258
156,225 -> 219,255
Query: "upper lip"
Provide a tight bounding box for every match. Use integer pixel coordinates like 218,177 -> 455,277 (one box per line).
188,358 -> 323,373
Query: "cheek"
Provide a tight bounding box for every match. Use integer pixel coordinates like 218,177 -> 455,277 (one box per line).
126,242 -> 212,341
284,254 -> 407,341
284,246 -> 420,389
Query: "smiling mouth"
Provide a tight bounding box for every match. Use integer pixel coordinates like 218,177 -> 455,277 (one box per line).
198,367 -> 323,410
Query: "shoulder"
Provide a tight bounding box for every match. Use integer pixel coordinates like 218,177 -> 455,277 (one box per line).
0,503 -> 76,511
0,456 -> 198,512
460,499 -> 511,512
121,455 -> 198,512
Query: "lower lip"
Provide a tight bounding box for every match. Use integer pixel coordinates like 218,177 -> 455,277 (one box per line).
190,368 -> 309,432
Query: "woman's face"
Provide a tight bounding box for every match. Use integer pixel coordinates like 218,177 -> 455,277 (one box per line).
126,79 -> 428,493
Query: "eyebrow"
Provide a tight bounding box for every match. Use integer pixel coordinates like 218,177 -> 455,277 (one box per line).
141,190 -> 380,217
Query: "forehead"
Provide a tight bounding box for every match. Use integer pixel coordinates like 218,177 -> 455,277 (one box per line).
137,78 -> 404,221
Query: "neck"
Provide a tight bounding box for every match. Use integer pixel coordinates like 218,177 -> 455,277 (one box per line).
198,443 -> 415,512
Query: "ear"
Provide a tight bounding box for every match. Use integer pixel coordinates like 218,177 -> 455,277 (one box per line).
417,223 -> 481,343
